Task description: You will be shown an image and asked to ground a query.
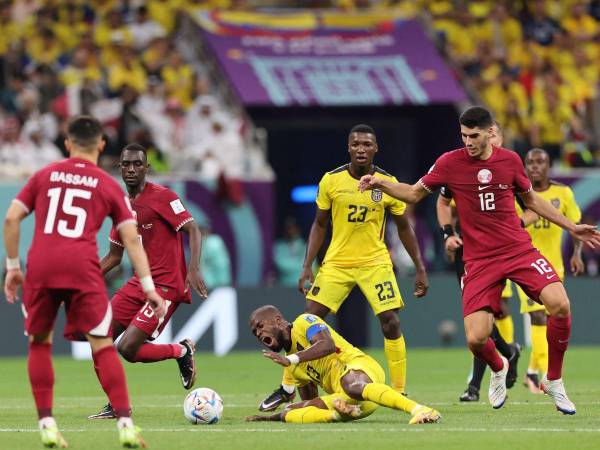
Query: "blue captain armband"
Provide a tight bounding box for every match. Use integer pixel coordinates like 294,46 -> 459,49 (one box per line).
306,323 -> 329,342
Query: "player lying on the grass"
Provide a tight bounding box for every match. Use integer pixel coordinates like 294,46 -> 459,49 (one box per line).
359,106 -> 600,415
3,116 -> 162,448
246,306 -> 441,424
260,124 -> 428,412
89,143 -> 208,420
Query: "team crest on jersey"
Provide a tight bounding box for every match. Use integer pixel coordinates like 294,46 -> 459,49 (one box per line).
311,286 -> 320,296
551,198 -> 560,208
304,314 -> 317,323
371,189 -> 383,202
477,169 -> 492,184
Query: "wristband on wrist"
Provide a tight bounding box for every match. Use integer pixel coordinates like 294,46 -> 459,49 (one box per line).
441,224 -> 454,242
286,354 -> 300,365
6,257 -> 20,270
139,275 -> 155,293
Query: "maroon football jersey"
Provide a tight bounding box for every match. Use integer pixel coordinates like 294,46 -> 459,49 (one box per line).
109,182 -> 193,303
15,157 -> 135,290
420,146 -> 533,262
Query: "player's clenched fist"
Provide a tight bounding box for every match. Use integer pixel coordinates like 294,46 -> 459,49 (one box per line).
298,266 -> 314,294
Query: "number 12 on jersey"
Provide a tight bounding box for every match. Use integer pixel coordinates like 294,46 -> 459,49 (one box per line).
478,192 -> 495,211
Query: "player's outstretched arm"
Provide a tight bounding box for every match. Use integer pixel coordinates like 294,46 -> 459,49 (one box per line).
3,202 -> 27,303
118,222 -> 167,318
99,242 -> 124,275
180,220 -> 208,298
358,176 -> 428,204
392,213 -> 428,297
298,209 -> 330,294
521,191 -> 600,248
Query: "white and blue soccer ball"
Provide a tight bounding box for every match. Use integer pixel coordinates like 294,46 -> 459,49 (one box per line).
183,387 -> 224,424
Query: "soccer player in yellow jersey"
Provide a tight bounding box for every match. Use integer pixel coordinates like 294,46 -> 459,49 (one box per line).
247,306 -> 440,425
519,148 -> 583,393
258,124 -> 428,411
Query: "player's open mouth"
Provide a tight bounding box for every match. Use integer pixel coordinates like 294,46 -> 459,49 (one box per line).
262,336 -> 272,346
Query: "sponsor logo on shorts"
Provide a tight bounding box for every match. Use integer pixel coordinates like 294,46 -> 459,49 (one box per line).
311,286 -> 320,296
477,169 -> 492,184
546,274 -> 556,280
371,189 -> 383,202
551,198 -> 560,208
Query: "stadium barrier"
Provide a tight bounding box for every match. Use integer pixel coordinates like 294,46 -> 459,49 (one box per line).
1,276 -> 599,357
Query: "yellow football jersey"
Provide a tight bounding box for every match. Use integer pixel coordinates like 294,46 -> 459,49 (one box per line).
287,314 -> 364,393
316,165 -> 406,267
518,182 -> 581,277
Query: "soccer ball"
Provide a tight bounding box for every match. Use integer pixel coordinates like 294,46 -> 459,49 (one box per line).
183,387 -> 224,424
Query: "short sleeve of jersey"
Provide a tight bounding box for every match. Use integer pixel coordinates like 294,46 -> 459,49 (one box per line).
108,225 -> 124,247
293,314 -> 330,343
563,187 -> 582,224
151,189 -> 194,231
14,171 -> 39,214
419,154 -> 450,193
512,153 -> 532,193
315,174 -> 332,211
387,176 -> 407,216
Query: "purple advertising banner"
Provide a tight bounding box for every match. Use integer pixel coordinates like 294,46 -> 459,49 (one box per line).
201,20 -> 466,107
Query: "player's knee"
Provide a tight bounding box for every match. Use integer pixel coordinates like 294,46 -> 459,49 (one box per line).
529,311 -> 547,326
378,312 -> 400,339
117,340 -> 138,363
546,298 -> 570,317
465,332 -> 487,351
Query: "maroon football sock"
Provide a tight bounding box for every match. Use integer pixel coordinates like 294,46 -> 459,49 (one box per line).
133,343 -> 182,363
546,315 -> 571,380
28,342 -> 54,419
92,346 -> 131,417
471,337 -> 504,372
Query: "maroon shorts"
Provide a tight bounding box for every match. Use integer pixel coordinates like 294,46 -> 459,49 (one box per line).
111,283 -> 180,340
22,286 -> 112,341
462,248 -> 560,317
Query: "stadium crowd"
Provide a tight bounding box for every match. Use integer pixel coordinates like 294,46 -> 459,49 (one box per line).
0,0 -> 271,179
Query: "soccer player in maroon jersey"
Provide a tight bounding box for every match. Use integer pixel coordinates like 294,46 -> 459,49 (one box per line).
3,116 -> 164,448
88,143 -> 208,420
359,107 -> 600,414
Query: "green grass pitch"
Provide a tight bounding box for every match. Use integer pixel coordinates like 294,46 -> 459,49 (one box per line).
1,347 -> 599,450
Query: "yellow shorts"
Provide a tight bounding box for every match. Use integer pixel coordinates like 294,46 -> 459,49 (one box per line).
321,355 -> 385,421
501,280 -> 514,299
306,264 -> 404,315
516,268 -> 563,314
517,284 -> 547,314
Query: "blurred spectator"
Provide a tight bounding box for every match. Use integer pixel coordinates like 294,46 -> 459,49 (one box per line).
0,117 -> 29,177
199,223 -> 232,291
273,217 -> 305,287
161,49 -> 195,109
523,0 -> 561,46
129,5 -> 166,50
20,121 -> 63,173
